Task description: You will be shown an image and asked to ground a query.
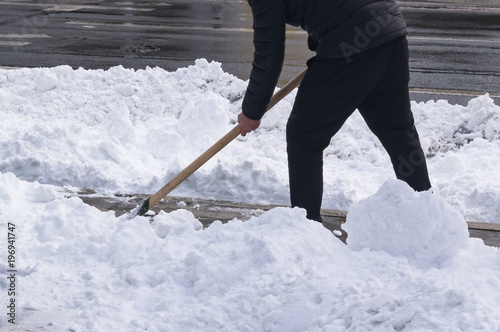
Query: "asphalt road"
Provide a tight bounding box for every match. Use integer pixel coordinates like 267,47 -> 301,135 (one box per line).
0,0 -> 499,105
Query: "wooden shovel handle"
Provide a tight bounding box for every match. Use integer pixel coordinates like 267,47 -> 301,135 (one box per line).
148,68 -> 307,209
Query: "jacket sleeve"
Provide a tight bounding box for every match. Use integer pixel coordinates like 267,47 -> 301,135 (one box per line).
242,0 -> 287,120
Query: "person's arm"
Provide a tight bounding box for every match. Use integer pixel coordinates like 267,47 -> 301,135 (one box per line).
240,0 -> 287,126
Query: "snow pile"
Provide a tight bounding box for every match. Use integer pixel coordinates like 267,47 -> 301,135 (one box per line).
1,62 -> 500,222
416,95 -> 500,155
411,95 -> 500,223
344,180 -> 469,269
0,60 -> 247,196
1,172 -> 500,331
3,57 -> 500,331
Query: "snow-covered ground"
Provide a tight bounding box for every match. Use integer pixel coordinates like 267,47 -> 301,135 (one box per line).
1,60 -> 499,331
1,59 -> 499,222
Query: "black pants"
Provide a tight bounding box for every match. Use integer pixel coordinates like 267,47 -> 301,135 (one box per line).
286,36 -> 431,221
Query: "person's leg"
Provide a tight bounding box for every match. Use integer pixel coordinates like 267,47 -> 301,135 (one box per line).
358,37 -> 431,191
286,60 -> 354,221
286,49 -> 391,220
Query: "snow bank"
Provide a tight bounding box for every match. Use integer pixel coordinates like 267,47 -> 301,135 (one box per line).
412,95 -> 500,223
1,61 -> 499,222
344,179 -> 469,269
1,173 -> 500,331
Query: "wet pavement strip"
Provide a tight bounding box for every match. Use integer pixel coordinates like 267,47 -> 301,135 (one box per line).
67,189 -> 499,248
1,0 -> 499,105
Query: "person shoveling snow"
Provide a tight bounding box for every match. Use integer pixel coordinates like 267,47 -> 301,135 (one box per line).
238,0 -> 432,223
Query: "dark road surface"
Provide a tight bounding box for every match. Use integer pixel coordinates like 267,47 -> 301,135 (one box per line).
0,0 -> 499,105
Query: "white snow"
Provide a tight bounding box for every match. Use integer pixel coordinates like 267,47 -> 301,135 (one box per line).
1,60 -> 500,331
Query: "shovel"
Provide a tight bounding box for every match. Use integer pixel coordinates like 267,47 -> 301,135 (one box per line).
129,68 -> 307,218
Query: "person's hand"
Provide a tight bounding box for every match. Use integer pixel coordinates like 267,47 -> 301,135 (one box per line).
238,112 -> 261,137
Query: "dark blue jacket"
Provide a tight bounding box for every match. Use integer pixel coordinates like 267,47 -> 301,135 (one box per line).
242,0 -> 408,120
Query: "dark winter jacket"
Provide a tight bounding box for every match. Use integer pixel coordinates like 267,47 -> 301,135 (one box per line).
242,0 -> 408,120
